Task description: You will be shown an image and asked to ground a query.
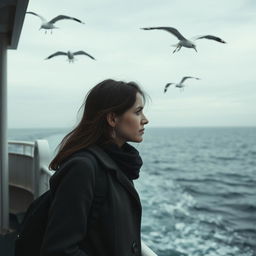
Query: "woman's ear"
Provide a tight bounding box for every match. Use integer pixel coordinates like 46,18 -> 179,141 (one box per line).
106,112 -> 118,128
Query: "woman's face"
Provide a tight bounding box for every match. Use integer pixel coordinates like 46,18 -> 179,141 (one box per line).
114,92 -> 149,147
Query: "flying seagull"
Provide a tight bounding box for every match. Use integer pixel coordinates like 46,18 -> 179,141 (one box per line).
141,27 -> 226,53
26,11 -> 85,33
45,50 -> 96,63
164,76 -> 200,93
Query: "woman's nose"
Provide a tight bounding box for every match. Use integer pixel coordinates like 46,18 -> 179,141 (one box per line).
142,115 -> 149,125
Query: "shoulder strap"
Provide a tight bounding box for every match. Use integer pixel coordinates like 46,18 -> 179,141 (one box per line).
50,150 -> 108,227
52,150 -> 108,197
84,152 -> 108,198
67,151 -> 108,227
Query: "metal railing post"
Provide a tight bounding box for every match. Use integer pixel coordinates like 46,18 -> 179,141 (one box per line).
34,140 -> 50,198
0,34 -> 9,233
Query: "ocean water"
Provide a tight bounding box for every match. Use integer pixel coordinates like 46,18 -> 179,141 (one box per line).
8,127 -> 256,256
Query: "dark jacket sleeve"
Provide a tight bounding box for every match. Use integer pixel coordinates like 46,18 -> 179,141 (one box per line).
40,157 -> 96,256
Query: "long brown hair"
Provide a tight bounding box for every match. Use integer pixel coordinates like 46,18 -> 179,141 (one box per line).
49,79 -> 146,170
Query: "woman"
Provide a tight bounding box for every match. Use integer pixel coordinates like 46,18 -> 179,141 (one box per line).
41,79 -> 149,256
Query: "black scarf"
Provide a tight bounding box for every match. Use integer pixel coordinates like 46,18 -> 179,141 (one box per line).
101,142 -> 143,180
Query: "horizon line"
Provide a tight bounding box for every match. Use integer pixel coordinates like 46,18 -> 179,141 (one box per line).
8,125 -> 256,130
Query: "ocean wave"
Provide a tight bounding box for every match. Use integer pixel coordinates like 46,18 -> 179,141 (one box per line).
248,150 -> 256,156
193,205 -> 230,216
175,177 -> 252,188
217,191 -> 252,199
233,228 -> 256,235
211,155 -> 239,161
182,186 -> 248,198
220,203 -> 256,212
183,186 -> 214,196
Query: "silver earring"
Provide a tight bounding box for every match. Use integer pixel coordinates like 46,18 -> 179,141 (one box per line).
112,128 -> 116,139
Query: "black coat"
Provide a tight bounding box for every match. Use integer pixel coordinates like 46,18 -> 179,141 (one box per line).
40,145 -> 142,256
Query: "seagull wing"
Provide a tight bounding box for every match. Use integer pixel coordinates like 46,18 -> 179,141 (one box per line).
180,76 -> 200,84
26,11 -> 47,22
45,51 -> 67,59
164,83 -> 173,93
141,27 -> 186,40
49,15 -> 85,24
195,35 -> 226,43
73,51 -> 96,60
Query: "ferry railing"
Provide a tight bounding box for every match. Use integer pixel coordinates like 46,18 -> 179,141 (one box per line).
33,140 -> 51,198
8,140 -> 35,195
8,139 -> 50,199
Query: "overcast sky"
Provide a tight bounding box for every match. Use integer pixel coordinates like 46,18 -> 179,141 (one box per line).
7,0 -> 256,128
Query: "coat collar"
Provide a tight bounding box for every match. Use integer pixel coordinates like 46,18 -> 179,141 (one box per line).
87,145 -> 141,208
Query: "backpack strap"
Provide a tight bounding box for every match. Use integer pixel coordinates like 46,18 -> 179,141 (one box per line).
50,150 -> 108,228
72,151 -> 108,228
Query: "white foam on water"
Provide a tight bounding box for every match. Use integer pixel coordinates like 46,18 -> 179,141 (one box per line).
139,172 -> 254,256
